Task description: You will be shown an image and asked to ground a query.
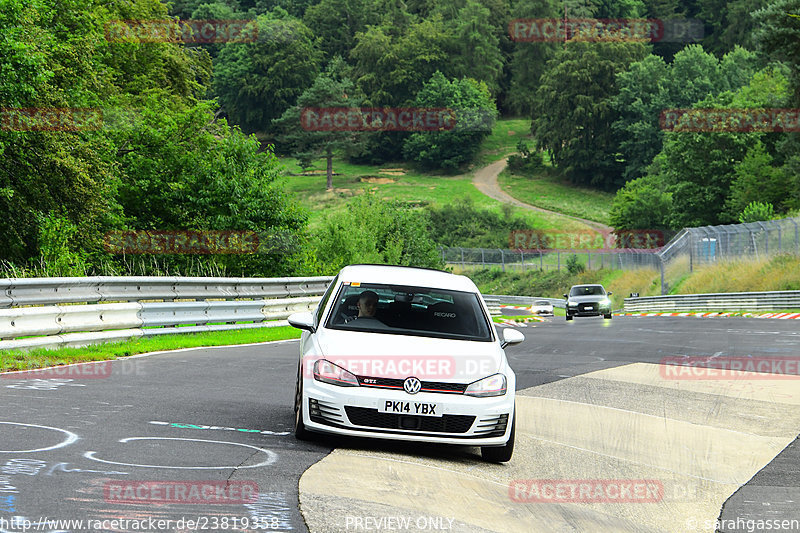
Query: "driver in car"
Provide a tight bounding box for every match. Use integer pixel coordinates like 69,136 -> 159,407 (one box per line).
345,290 -> 382,323
356,290 -> 378,318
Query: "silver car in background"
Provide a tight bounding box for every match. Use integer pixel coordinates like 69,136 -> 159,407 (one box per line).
564,284 -> 613,320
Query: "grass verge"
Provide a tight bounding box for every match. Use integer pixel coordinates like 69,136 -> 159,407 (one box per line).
0,326 -> 301,373
496,168 -> 614,224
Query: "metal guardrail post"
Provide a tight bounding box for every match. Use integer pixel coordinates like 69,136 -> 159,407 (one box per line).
757,221 -> 768,256
790,218 -> 799,253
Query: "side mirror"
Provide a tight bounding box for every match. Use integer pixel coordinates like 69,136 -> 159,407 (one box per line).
288,311 -> 316,333
500,328 -> 525,349
607,291 -> 613,296
563,293 -> 568,298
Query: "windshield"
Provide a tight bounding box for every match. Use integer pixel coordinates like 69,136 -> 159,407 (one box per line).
570,286 -> 606,297
325,282 -> 493,342
535,300 -> 551,306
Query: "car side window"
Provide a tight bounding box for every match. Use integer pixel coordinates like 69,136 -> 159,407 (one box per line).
315,275 -> 338,326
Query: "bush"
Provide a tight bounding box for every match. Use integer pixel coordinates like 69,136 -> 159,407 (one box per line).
738,201 -> 776,223
311,194 -> 444,275
565,254 -> 585,274
507,140 -> 545,174
426,197 -> 533,248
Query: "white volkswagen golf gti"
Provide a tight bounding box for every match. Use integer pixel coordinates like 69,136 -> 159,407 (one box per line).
287,264 -> 523,462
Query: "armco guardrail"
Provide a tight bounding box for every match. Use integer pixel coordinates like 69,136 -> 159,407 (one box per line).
0,276 -> 334,351
0,276 -> 332,307
485,294 -> 566,309
623,291 -> 800,312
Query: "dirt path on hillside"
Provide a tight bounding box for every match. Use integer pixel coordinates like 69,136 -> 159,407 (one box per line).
472,157 -> 612,231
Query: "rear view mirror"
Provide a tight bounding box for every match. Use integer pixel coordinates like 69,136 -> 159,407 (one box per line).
501,328 -> 525,348
288,312 -> 316,333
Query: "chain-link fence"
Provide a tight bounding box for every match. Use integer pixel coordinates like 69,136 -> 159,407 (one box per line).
439,247 -> 661,272
441,217 -> 800,294
657,217 -> 800,294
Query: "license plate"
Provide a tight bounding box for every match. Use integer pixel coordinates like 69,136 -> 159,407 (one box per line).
379,400 -> 441,417
583,305 -> 593,310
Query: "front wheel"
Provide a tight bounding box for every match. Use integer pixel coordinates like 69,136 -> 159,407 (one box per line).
566,314 -> 573,321
481,412 -> 515,463
293,372 -> 311,441
604,313 -> 612,320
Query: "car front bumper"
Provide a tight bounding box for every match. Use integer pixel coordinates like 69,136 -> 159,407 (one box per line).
301,377 -> 515,446
567,304 -> 610,316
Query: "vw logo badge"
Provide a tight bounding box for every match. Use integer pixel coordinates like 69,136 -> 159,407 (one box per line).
403,377 -> 421,395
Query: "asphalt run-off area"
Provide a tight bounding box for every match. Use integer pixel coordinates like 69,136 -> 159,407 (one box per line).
1,316 -> 798,532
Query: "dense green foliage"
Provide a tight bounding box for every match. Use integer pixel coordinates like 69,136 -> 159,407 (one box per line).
425,197 -> 533,248
311,194 -> 444,275
401,73 -> 496,171
2,0 -> 799,276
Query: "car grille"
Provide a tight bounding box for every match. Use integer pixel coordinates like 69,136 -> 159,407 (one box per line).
356,376 -> 467,394
308,398 -> 344,426
473,414 -> 509,438
344,406 -> 475,433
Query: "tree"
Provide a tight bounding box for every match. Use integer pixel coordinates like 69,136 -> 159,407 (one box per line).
401,72 -> 497,171
116,96 -> 308,276
451,0 -> 504,96
640,67 -> 789,228
506,0 -> 559,116
272,59 -> 367,190
725,142 -> 787,218
349,16 -> 458,162
609,175 -> 672,230
532,40 -> 649,189
350,16 -> 457,107
303,0 -> 380,61
611,45 -> 757,182
698,0 -> 766,55
212,12 -> 322,133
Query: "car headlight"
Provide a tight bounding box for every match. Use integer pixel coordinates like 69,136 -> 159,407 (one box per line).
313,359 -> 359,387
599,298 -> 611,306
465,373 -> 506,397
568,301 -> 578,307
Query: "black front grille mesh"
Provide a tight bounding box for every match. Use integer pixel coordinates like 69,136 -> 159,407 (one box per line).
344,406 -> 475,433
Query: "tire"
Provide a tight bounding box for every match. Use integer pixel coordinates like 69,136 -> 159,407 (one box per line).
604,313 -> 612,320
481,411 -> 515,463
566,314 -> 573,321
293,370 -> 312,441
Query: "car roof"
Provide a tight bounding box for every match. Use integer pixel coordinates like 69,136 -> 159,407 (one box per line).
571,284 -> 605,288
336,264 -> 479,293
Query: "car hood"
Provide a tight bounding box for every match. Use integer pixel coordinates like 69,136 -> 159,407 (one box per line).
568,295 -> 608,304
313,328 -> 504,382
